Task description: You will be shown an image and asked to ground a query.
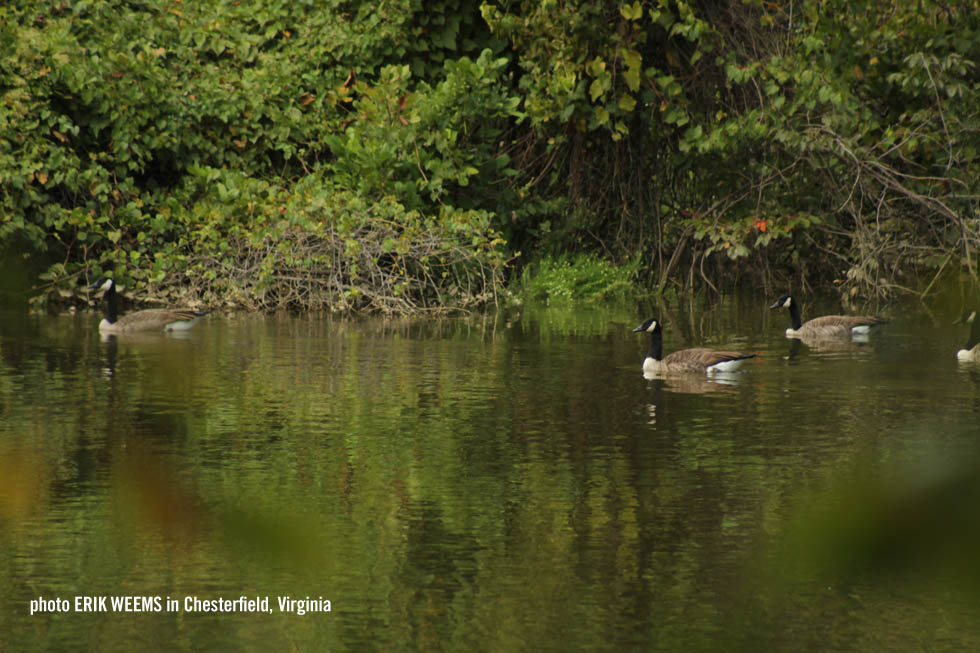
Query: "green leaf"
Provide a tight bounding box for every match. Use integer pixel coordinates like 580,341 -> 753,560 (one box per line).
618,93 -> 637,112
622,49 -> 642,73
624,67 -> 641,92
593,106 -> 610,126
620,2 -> 643,20
589,78 -> 606,102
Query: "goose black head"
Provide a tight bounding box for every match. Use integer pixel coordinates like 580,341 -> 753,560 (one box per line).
632,318 -> 661,334
769,294 -> 793,310
89,277 -> 116,293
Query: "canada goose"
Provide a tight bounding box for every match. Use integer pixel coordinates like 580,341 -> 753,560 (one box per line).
769,294 -> 887,338
955,310 -> 979,362
89,277 -> 210,333
632,318 -> 756,375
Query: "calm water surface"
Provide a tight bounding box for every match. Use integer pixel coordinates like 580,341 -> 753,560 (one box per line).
1,296 -> 979,651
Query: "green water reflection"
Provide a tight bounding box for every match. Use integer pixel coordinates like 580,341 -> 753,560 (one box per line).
1,299 -> 979,651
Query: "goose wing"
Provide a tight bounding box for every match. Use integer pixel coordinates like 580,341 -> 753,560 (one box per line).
806,315 -> 886,328
663,348 -> 753,373
115,308 -> 209,331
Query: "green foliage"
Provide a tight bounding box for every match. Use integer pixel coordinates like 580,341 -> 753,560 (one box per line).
482,0 -> 980,298
74,169 -> 509,313
3,0 -> 980,308
324,50 -> 524,213
519,253 -> 639,304
689,213 -> 820,261
688,0 -> 980,296
1,0 -> 513,312
482,0 -> 712,140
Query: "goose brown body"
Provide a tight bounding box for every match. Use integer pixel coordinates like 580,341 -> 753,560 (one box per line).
632,318 -> 755,375
650,347 -> 756,375
770,295 -> 887,338
91,278 -> 210,333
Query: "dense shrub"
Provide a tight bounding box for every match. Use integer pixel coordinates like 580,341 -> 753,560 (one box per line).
2,0 -> 979,309
93,170 -> 509,313
484,0 -> 980,298
2,0 -> 513,312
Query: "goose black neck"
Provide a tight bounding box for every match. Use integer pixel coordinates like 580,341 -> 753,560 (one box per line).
103,283 -> 118,324
787,301 -> 802,330
646,328 -> 663,362
966,315 -> 980,351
